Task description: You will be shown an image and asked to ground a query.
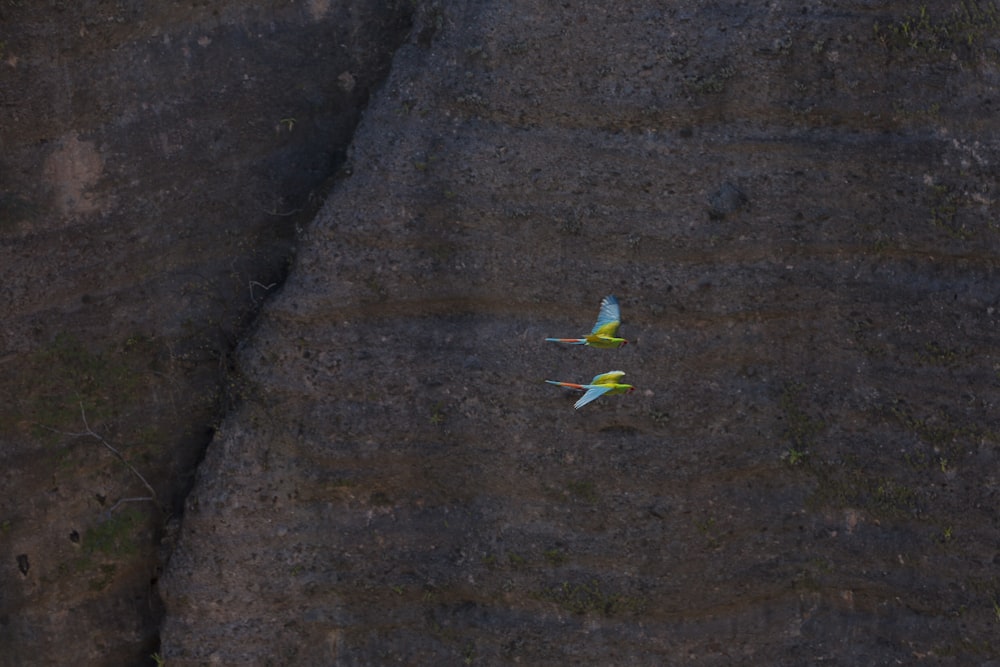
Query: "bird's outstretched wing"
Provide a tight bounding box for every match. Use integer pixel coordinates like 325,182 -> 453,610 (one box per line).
575,384 -> 613,409
590,370 -> 626,385
590,295 -> 621,336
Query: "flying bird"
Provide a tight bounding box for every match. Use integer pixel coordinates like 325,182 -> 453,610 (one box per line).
545,295 -> 628,348
545,370 -> 635,409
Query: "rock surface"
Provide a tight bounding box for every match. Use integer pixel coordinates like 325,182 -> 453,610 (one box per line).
0,1 -> 410,665
4,0 -> 1000,665
161,1 -> 1000,665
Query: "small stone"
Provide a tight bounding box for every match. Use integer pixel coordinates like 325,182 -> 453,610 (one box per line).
338,71 -> 356,92
707,182 -> 749,220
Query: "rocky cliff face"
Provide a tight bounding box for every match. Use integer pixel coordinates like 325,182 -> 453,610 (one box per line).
0,2 -> 410,665
161,1 -> 1000,664
4,0 -> 1000,665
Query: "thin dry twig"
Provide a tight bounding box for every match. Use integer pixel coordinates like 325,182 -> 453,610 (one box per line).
249,280 -> 278,303
108,496 -> 156,513
256,201 -> 302,217
42,402 -> 158,511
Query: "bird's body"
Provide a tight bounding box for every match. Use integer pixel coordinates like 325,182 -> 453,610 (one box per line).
545,370 -> 635,409
546,295 -> 628,349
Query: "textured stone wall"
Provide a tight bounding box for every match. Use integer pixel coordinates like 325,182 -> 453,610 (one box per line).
4,1 -> 1000,664
160,1 -> 1000,664
0,1 -> 410,664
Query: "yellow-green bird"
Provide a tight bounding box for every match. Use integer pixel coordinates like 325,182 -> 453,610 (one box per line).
545,370 -> 635,409
546,295 -> 628,348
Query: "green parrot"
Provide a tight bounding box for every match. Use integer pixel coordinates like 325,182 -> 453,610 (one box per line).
546,295 -> 628,349
545,370 -> 635,409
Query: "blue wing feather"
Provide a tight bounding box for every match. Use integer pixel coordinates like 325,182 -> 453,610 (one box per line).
574,384 -> 612,409
591,295 -> 621,333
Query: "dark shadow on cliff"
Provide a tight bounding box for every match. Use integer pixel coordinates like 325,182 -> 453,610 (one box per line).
0,2 -> 415,665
